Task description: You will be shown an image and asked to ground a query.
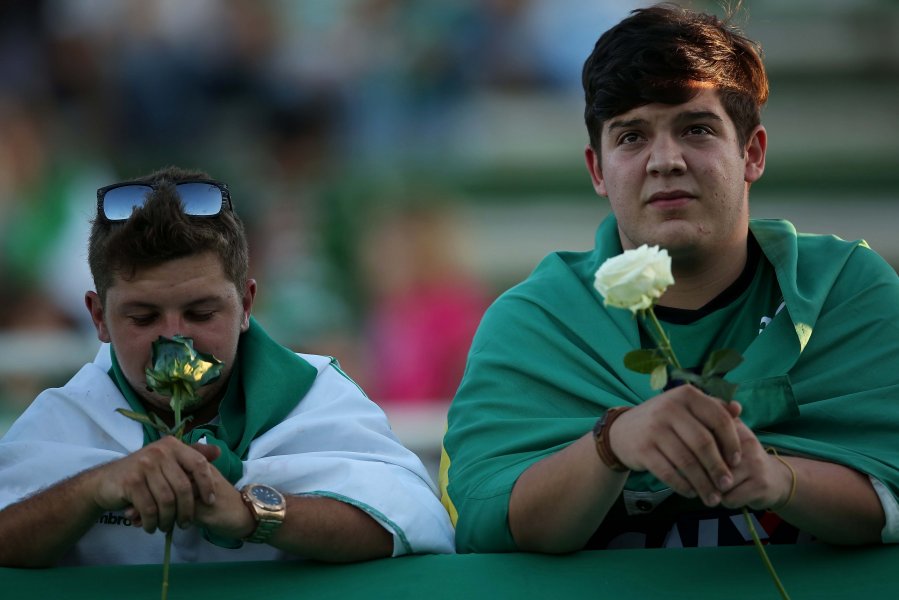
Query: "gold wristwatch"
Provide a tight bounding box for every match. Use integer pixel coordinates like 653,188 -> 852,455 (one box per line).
240,483 -> 286,544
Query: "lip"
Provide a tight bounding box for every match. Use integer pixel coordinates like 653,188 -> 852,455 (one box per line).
647,190 -> 695,208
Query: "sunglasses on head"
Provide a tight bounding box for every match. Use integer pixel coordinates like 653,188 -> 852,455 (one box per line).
96,179 -> 233,222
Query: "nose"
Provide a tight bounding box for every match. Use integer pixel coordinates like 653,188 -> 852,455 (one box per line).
159,314 -> 189,339
646,135 -> 686,176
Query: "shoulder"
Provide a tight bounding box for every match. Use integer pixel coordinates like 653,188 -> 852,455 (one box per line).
295,353 -> 363,390
753,217 -> 882,266
753,218 -> 897,299
287,352 -> 377,413
793,229 -> 898,291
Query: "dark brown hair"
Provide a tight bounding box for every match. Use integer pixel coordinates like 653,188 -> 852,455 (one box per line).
88,166 -> 249,301
583,3 -> 768,152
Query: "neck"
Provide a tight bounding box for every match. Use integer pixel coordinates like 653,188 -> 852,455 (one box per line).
657,241 -> 748,310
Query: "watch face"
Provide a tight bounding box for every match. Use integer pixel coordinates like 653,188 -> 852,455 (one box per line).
250,485 -> 283,508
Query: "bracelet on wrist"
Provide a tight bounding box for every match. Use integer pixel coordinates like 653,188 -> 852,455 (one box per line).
592,406 -> 631,473
765,447 -> 797,512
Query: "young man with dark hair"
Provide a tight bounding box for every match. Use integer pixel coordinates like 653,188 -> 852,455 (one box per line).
441,4 -> 899,553
0,166 -> 454,566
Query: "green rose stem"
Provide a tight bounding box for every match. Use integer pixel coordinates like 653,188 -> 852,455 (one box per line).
116,336 -> 223,600
644,309 -> 682,371
641,311 -> 790,600
744,510 -> 791,599
160,383 -> 195,600
161,532 -> 172,600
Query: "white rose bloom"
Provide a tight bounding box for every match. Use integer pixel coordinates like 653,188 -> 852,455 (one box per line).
593,245 -> 674,314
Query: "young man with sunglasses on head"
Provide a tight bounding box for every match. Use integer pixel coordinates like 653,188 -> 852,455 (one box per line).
0,166 -> 454,566
441,4 -> 899,553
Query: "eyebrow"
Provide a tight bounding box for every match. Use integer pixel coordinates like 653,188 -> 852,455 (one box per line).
606,110 -> 726,133
606,117 -> 648,133
117,296 -> 226,312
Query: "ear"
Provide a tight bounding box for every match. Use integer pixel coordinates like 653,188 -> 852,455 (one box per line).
584,145 -> 608,197
240,279 -> 257,332
744,125 -> 767,183
85,291 -> 111,343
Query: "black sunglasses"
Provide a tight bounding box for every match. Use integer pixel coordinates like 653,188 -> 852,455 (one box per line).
96,180 -> 233,222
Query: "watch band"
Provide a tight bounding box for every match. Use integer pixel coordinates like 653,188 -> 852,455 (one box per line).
593,406 -> 631,472
245,516 -> 282,544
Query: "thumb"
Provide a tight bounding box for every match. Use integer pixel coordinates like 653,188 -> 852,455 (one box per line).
191,442 -> 222,463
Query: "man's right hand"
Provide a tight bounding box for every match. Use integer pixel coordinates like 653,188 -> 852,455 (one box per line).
609,384 -> 743,506
90,437 -> 221,534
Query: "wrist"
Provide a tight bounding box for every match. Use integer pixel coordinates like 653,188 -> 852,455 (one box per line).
766,449 -> 797,512
238,500 -> 259,540
593,407 -> 631,473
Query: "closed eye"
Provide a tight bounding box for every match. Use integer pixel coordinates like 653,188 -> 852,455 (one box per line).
186,311 -> 216,322
129,314 -> 157,327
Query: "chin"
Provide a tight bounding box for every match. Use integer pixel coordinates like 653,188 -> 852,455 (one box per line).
654,235 -> 704,261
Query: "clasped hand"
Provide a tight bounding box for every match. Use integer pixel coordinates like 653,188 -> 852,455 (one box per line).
610,385 -> 793,510
91,437 -> 251,538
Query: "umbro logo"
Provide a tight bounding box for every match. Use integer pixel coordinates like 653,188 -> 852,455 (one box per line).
97,512 -> 133,527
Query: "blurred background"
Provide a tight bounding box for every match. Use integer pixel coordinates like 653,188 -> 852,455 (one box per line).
1,0 -> 897,476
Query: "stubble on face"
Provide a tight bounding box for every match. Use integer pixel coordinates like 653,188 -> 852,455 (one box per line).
598,89 -> 752,274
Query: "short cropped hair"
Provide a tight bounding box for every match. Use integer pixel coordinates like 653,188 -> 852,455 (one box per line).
88,166 -> 249,302
583,3 -> 768,152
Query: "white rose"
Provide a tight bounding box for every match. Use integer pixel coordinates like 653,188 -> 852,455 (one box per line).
593,245 -> 674,314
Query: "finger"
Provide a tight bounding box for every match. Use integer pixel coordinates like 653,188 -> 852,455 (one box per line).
145,464 -> 180,533
729,428 -> 792,511
128,480 -> 160,533
719,478 -> 767,510
123,506 -> 145,528
642,425 -> 717,501
191,442 -> 222,463
180,445 -> 219,506
688,395 -> 742,470
160,459 -> 197,529
114,454 -> 163,533
124,506 -> 139,521
719,482 -> 749,509
642,447 -> 698,500
669,416 -> 732,503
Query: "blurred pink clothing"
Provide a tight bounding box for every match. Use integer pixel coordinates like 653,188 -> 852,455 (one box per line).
368,280 -> 489,404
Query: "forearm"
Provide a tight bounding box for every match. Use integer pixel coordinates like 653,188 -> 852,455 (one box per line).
0,468 -> 105,567
775,457 -> 884,545
267,495 -> 393,562
508,433 -> 628,553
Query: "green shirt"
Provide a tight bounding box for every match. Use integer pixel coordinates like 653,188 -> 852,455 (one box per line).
652,237 -> 781,371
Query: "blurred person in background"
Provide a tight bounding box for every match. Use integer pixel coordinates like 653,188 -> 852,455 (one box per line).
358,197 -> 491,405
0,96 -> 108,334
0,94 -> 111,416
0,166 -> 454,567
